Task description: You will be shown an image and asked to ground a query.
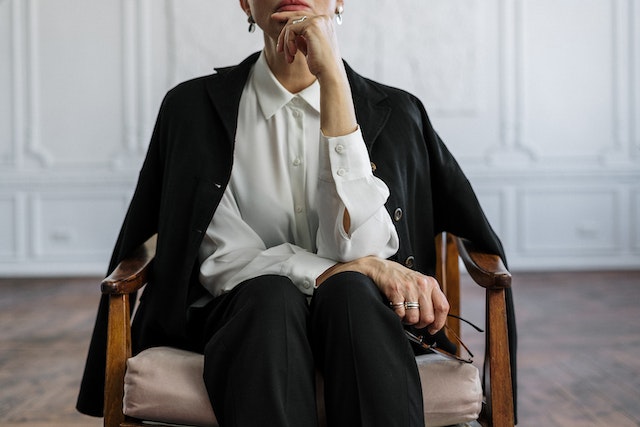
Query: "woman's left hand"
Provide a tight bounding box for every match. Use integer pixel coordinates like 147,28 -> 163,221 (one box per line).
317,256 -> 450,334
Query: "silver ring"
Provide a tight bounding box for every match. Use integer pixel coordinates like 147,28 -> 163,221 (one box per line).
292,16 -> 308,24
404,302 -> 420,310
389,301 -> 404,309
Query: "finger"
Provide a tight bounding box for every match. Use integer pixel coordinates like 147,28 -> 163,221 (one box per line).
411,275 -> 443,330
416,293 -> 435,330
402,297 -> 421,325
275,16 -> 302,58
287,37 -> 297,62
285,21 -> 305,62
387,289 -> 406,320
427,286 -> 450,335
276,27 -> 285,53
399,275 -> 421,325
295,34 -> 308,56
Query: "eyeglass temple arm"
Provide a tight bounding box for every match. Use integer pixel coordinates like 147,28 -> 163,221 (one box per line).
448,313 -> 483,332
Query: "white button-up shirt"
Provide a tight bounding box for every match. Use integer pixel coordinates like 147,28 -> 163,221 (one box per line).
199,52 -> 399,297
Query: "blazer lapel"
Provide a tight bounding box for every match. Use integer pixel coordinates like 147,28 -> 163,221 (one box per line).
345,62 -> 392,151
204,52 -> 261,145
204,53 -> 391,152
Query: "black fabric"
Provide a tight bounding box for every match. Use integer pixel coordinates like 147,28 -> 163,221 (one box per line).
310,271 -> 424,427
191,276 -> 318,427
76,52 -> 517,421
188,272 -> 423,427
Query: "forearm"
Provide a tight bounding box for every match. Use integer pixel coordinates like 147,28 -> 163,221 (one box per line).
318,69 -> 358,137
316,256 -> 381,287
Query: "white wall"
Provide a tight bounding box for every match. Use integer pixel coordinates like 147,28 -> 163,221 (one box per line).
1,0 -> 638,276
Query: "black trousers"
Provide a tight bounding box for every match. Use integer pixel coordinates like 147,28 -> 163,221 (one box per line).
187,272 -> 424,427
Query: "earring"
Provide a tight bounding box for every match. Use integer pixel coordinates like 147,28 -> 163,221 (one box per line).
335,5 -> 344,25
247,15 -> 256,33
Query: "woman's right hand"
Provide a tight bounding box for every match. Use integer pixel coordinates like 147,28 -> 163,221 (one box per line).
317,256 -> 450,334
273,12 -> 342,79
272,11 -> 357,137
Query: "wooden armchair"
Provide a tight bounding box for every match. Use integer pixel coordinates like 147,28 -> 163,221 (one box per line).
101,232 -> 513,427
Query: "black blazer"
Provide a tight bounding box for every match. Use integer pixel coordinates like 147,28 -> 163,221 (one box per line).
77,52 -> 516,417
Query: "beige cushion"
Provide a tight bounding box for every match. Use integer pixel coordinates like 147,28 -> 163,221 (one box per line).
124,346 -> 481,427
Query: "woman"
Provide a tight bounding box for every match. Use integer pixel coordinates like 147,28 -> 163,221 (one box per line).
77,1 -> 515,426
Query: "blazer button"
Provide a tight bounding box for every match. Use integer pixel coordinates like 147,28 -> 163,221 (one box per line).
404,256 -> 415,269
393,208 -> 403,222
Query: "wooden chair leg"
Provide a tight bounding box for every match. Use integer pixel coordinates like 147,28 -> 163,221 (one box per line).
485,288 -> 514,427
104,294 -> 132,427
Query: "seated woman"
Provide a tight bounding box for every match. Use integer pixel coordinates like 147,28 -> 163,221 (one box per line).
77,1 -> 515,426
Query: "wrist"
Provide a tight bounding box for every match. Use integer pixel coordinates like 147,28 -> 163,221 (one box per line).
319,76 -> 357,137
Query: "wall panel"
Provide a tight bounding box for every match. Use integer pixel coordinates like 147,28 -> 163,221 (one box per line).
520,188 -> 620,254
343,0 -> 503,164
32,192 -> 127,260
634,0 -> 640,160
0,0 -> 13,165
0,0 -> 638,275
0,196 -> 18,259
26,0 -> 125,167
521,0 -> 615,162
633,189 -> 640,252
476,189 -> 507,242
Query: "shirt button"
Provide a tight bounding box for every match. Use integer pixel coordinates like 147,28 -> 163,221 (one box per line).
337,168 -> 346,177
293,110 -> 301,118
303,280 -> 312,289
393,208 -> 403,221
295,206 -> 304,213
370,162 -> 377,172
292,158 -> 301,166
404,256 -> 415,269
335,144 -> 345,154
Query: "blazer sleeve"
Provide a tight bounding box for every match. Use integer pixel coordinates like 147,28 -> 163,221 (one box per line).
418,100 -> 518,422
76,95 -> 167,417
419,114 -> 505,260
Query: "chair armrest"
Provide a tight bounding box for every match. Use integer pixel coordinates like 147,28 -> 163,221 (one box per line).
455,237 -> 514,426
101,234 -> 157,295
455,237 -> 511,289
102,234 -> 157,427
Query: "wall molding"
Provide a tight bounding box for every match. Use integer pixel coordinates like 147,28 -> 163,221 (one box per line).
488,0 -> 536,167
112,0 -> 153,170
8,0 -> 24,168
20,0 -> 152,170
633,0 -> 640,160
601,0 -> 635,166
0,194 -> 18,258
0,0 -> 14,166
23,0 -> 53,167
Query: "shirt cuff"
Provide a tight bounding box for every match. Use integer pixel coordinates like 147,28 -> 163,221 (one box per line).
282,251 -> 336,296
319,126 -> 373,182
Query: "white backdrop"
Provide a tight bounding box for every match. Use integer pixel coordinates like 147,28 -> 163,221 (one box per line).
1,0 -> 639,275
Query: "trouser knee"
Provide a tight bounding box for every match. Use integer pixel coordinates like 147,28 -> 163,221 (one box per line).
311,271 -> 384,316
231,275 -> 309,327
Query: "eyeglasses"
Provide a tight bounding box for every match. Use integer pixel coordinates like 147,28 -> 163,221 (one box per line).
404,314 -> 483,364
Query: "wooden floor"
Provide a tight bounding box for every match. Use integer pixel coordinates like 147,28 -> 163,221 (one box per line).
0,270 -> 639,427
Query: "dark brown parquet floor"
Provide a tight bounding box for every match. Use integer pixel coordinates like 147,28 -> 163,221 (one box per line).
0,270 -> 639,427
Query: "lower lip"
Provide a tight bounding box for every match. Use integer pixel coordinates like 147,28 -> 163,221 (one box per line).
277,5 -> 309,12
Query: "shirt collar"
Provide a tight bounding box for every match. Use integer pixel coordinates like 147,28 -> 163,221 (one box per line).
252,51 -> 320,120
